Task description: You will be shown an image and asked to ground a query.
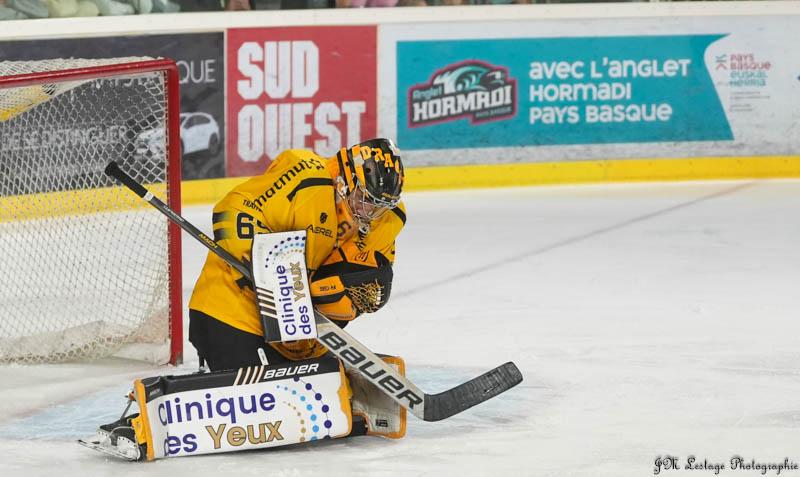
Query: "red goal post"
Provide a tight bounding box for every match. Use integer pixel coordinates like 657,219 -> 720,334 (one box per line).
0,58 -> 183,365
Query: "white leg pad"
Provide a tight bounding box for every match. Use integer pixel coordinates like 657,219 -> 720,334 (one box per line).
347,355 -> 407,439
129,357 -> 352,460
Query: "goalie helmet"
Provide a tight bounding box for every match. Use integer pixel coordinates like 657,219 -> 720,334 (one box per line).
335,138 -> 404,233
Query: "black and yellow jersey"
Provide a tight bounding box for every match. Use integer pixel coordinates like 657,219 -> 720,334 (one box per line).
188,148 -> 406,360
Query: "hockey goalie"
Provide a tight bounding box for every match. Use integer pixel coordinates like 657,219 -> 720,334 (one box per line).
81,138 -> 408,460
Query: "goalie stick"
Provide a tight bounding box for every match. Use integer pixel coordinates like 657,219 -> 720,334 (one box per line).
105,161 -> 522,422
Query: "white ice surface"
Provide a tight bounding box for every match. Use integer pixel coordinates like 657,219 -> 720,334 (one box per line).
1,180 -> 799,476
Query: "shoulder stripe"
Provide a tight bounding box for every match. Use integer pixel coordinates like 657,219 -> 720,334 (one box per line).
213,228 -> 230,241
287,178 -> 333,202
212,212 -> 227,224
391,206 -> 406,224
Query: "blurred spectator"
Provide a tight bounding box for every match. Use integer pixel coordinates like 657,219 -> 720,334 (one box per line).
0,0 -> 534,20
223,0 -> 256,8
279,0 -> 330,8
336,0 -> 397,7
0,0 -> 189,19
224,0 -> 254,9
173,0 -> 223,11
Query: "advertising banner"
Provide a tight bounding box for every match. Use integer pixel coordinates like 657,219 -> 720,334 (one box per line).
399,36 -> 732,149
382,17 -> 800,165
227,26 -> 377,177
0,33 -> 226,180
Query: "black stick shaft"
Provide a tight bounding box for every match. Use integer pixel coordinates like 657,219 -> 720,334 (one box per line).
105,161 -> 251,279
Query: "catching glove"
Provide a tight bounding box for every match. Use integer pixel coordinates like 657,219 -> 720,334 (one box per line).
311,244 -> 393,321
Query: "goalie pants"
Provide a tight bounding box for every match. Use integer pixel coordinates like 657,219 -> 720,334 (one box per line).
189,309 -> 290,371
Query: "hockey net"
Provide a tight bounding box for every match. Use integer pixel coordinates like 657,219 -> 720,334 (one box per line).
0,58 -> 182,365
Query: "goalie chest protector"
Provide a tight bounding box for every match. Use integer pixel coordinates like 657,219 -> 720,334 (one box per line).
129,357 -> 352,460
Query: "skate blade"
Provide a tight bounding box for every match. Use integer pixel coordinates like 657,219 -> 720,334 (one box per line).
78,435 -> 141,461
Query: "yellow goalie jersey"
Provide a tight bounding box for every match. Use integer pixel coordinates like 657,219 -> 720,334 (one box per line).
189,148 -> 405,360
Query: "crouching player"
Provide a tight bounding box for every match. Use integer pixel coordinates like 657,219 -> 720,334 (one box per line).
80,139 -> 409,460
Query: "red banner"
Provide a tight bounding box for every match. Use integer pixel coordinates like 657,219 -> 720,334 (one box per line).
226,26 -> 377,177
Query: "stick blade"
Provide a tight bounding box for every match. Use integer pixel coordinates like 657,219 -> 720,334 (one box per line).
423,361 -> 523,422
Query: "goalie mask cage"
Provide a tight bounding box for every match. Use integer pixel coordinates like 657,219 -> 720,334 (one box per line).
0,58 -> 183,365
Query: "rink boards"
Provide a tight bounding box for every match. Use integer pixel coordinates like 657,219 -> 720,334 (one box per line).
0,3 -> 798,198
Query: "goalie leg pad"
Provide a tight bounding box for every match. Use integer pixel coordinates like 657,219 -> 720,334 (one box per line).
125,357 -> 352,460
347,355 -> 407,439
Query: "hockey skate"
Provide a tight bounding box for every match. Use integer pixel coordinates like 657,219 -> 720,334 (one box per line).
78,395 -> 144,461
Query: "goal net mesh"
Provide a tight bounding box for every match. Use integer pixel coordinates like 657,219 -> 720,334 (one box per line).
0,58 -> 177,364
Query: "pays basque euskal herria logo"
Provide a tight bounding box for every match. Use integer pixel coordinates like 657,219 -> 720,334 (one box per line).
408,60 -> 517,127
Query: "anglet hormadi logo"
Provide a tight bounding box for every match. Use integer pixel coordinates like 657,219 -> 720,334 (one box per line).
408,60 -> 517,128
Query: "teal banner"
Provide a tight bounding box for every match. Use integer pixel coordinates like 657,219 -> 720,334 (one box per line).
397,35 -> 733,150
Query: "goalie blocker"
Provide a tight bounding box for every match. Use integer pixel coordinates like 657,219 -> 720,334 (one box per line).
80,355 -> 406,461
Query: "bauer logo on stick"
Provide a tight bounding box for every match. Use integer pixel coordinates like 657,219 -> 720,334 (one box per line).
252,231 -> 317,343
